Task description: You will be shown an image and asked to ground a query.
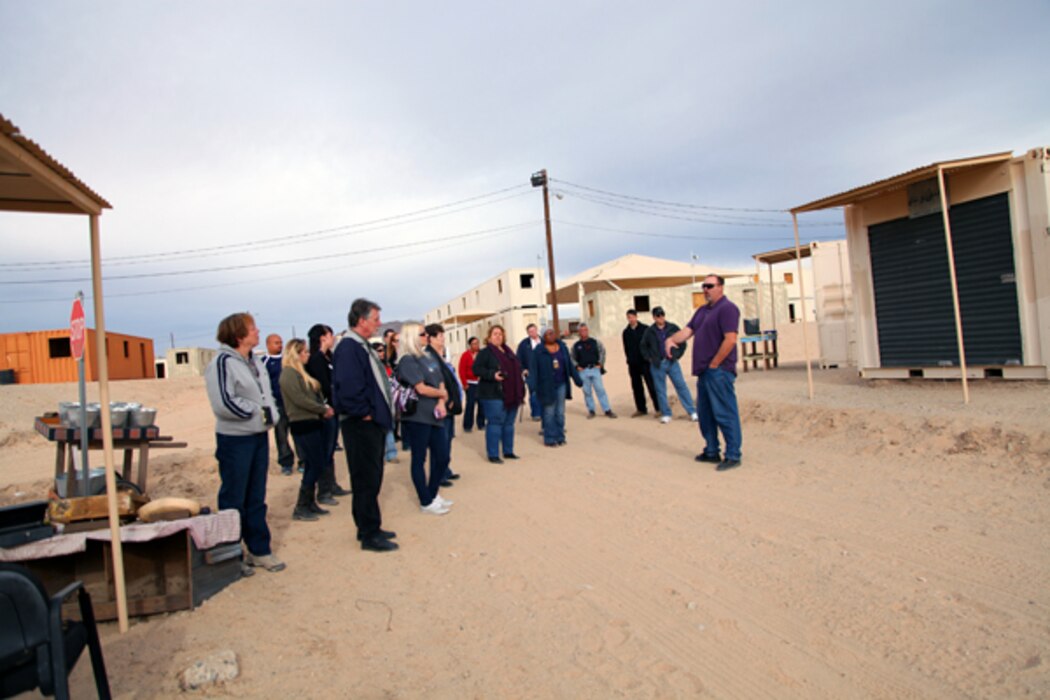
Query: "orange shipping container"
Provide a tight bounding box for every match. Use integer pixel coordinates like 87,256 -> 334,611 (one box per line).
0,329 -> 155,384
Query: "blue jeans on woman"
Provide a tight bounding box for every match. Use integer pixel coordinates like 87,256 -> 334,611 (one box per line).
215,432 -> 272,556
541,384 -> 567,445
480,398 -> 517,459
290,422 -> 325,490
650,358 -> 696,418
402,421 -> 450,507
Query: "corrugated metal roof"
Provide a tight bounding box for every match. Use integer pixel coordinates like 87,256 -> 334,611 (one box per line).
791,151 -> 1014,214
753,243 -> 813,265
0,112 -> 112,212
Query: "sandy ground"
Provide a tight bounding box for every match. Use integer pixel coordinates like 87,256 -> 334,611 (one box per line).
1,336 -> 1049,699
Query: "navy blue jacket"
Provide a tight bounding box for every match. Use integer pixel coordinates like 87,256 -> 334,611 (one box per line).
516,337 -> 538,375
331,336 -> 393,431
262,355 -> 284,410
528,341 -> 583,406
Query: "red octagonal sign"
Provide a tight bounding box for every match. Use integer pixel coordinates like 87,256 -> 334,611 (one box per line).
70,298 -> 86,361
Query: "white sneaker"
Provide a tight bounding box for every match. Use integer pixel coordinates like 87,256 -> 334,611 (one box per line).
660,416 -> 672,424
690,413 -> 699,422
435,494 -> 454,507
420,501 -> 450,515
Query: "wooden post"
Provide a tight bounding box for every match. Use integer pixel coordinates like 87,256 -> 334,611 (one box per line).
792,214 -> 814,399
89,214 -> 129,632
936,167 -> 970,404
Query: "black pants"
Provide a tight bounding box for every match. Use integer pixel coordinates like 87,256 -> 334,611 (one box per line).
273,413 -> 295,468
628,360 -> 658,413
340,418 -> 386,541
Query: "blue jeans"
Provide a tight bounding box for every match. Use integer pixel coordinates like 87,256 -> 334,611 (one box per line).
541,385 -> 567,444
321,414 -> 340,489
480,399 -> 517,459
463,384 -> 485,431
578,367 -> 611,413
215,432 -> 272,556
696,369 -> 742,460
650,359 -> 696,417
527,386 -> 542,419
289,421 -> 325,490
402,420 -> 450,506
443,416 -> 456,477
384,430 -> 398,462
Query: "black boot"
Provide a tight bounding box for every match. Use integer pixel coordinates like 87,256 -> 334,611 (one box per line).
316,483 -> 339,506
322,460 -> 351,497
307,486 -> 330,516
293,487 -> 319,521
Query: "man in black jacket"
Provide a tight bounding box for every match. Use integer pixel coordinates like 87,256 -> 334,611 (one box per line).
331,299 -> 398,553
640,307 -> 698,425
622,309 -> 659,417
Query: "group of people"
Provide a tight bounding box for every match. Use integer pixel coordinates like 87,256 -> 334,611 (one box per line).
203,275 -> 745,569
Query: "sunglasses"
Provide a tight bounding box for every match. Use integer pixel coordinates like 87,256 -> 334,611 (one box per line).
702,283 -> 717,289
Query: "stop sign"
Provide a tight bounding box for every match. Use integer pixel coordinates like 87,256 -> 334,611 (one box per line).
70,298 -> 86,361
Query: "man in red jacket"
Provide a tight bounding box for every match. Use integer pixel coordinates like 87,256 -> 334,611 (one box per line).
457,336 -> 486,432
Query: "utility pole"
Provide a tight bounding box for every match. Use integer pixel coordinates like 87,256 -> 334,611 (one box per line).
531,169 -> 560,334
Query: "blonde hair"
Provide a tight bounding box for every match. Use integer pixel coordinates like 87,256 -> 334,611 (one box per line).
282,338 -> 320,392
399,323 -> 427,358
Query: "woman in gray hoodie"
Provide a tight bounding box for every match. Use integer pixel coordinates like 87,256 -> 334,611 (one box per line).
204,312 -> 285,573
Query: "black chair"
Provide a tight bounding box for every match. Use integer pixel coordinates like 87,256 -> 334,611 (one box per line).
0,563 -> 111,699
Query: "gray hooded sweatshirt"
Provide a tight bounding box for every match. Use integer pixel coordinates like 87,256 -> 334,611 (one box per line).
204,344 -> 279,436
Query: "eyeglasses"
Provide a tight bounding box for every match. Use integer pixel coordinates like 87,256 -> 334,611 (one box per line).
702,283 -> 717,290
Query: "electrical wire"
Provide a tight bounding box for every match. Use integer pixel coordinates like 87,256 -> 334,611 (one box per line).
0,222 -> 535,304
560,189 -> 842,227
555,219 -> 842,242
0,221 -> 540,286
552,177 -> 835,215
0,183 -> 531,270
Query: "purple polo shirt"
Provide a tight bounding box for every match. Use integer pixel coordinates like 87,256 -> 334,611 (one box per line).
687,296 -> 741,375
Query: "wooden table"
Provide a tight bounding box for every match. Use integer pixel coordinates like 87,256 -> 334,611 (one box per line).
34,416 -> 187,496
739,333 -> 779,372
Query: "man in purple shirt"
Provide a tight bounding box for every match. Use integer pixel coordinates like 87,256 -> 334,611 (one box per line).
666,275 -> 743,471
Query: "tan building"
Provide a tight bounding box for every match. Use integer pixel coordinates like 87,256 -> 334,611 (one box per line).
793,148 -> 1050,380
423,267 -> 547,356
160,347 -> 217,379
0,329 -> 155,384
550,254 -> 760,339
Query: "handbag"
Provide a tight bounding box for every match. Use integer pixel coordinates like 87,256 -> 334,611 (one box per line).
392,379 -> 418,417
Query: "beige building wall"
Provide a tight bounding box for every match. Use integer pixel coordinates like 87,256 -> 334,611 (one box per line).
165,347 -> 216,378
424,267 -> 547,356
843,148 -> 1050,378
579,281 -> 788,340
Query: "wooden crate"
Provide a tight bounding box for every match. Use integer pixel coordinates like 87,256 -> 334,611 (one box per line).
24,531 -> 243,622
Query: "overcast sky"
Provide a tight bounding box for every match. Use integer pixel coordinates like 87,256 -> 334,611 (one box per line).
1,1 -> 1047,348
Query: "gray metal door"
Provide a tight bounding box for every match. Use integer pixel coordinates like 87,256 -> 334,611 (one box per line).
868,193 -> 1021,366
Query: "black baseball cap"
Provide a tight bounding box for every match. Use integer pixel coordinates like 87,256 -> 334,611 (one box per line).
652,306 -> 665,317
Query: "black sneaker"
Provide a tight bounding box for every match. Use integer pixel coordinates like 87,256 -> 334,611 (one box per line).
488,457 -> 504,464
695,453 -> 722,464
716,459 -> 742,472
331,484 -> 352,496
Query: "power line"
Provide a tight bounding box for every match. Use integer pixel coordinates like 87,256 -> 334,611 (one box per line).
0,221 -> 540,286
0,183 -> 531,270
560,189 -> 842,227
555,219 -> 842,242
552,178 -> 814,214
0,223 -> 533,304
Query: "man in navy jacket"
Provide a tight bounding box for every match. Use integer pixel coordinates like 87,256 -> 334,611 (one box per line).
331,298 -> 398,552
516,323 -> 543,421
